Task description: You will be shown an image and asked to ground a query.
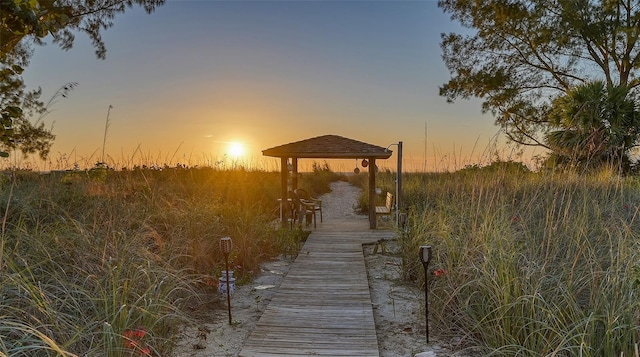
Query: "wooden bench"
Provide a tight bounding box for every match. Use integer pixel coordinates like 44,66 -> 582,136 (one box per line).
375,192 -> 394,216
373,192 -> 394,251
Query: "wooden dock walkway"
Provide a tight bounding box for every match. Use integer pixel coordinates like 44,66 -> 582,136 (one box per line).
239,219 -> 394,356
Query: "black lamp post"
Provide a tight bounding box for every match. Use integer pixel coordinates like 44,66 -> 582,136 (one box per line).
220,237 -> 233,324
419,245 -> 432,343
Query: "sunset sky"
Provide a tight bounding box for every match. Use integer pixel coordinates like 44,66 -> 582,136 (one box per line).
22,0 -> 542,171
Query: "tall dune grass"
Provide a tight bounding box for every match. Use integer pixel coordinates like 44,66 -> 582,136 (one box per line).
0,165 -> 330,356
393,167 -> 640,356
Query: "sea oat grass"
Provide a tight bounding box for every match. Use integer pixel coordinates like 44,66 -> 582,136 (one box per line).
0,165 -> 339,355
398,168 -> 640,355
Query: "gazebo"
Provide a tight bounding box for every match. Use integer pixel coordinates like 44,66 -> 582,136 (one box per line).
262,135 -> 393,229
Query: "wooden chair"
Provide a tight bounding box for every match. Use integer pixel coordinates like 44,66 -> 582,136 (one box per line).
295,188 -> 322,227
289,189 -> 316,228
287,191 -> 301,229
295,188 -> 322,222
289,190 -> 316,229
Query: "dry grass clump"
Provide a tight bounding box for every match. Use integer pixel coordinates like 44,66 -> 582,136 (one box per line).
393,167 -> 640,356
0,166 -> 322,356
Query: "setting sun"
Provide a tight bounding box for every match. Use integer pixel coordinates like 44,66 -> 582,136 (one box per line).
228,142 -> 245,158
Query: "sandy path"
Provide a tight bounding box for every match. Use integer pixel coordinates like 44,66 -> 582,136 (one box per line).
317,180 -> 365,220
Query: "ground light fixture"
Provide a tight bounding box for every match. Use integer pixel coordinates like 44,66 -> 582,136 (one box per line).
220,237 -> 233,324
419,245 -> 432,343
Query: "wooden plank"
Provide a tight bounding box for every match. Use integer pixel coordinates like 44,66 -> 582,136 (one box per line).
240,346 -> 378,357
238,218 -> 393,357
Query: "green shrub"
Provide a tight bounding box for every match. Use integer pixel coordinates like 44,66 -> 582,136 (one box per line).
298,161 -> 344,197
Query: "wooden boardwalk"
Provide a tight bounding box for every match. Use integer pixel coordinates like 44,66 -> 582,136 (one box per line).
239,220 -> 394,356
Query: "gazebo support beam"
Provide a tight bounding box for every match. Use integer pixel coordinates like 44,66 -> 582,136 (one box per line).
292,158 -> 298,191
280,157 -> 288,228
368,158 -> 376,229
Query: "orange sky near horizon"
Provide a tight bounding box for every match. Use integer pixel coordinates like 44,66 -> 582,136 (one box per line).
18,1 -> 545,172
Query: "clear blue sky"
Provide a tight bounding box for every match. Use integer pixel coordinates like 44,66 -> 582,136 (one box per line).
22,0 -> 539,171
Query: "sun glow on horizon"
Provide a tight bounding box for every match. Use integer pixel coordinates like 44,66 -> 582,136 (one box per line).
228,142 -> 245,158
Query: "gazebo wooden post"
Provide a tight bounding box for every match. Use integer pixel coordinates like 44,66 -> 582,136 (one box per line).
292,158 -> 298,191
368,158 -> 377,229
280,157 -> 288,228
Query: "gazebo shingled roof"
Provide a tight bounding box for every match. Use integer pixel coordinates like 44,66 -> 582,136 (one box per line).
263,135 -> 393,229
262,135 -> 392,159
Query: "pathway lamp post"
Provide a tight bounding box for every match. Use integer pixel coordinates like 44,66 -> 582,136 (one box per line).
220,237 -> 233,325
419,245 -> 432,343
